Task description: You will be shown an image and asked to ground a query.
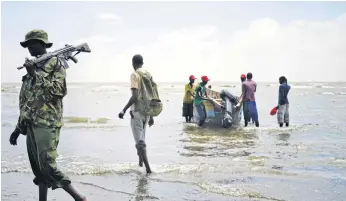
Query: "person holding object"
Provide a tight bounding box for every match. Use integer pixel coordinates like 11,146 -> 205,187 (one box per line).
194,76 -> 212,126
118,54 -> 163,174
277,76 -> 291,127
9,30 -> 87,201
182,75 -> 196,122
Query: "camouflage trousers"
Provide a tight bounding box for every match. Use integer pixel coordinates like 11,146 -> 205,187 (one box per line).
26,124 -> 71,190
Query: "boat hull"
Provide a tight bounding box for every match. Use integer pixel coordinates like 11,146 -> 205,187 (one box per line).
192,88 -> 243,128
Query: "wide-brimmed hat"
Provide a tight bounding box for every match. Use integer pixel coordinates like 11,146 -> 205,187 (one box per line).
20,29 -> 53,48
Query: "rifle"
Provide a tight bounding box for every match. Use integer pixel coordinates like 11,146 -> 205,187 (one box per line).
17,43 -> 91,70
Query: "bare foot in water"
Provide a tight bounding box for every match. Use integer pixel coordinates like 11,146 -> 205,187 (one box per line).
77,196 -> 87,201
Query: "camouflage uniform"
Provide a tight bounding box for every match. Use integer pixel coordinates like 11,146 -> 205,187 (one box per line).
16,30 -> 70,190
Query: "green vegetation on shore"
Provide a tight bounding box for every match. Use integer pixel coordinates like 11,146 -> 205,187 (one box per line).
64,117 -> 110,124
220,85 -> 235,88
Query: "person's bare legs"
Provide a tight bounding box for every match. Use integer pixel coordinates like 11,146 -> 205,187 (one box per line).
63,184 -> 87,201
39,183 -> 48,201
137,147 -> 143,167
137,140 -> 152,174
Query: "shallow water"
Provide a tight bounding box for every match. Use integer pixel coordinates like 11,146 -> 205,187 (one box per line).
1,82 -> 346,201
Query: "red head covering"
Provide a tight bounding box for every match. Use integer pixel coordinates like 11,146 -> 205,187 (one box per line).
189,75 -> 196,80
201,76 -> 210,82
241,74 -> 246,79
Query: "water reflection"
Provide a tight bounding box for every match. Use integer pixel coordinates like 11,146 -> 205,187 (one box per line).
180,125 -> 258,157
277,133 -> 290,142
276,133 -> 291,146
134,175 -> 150,201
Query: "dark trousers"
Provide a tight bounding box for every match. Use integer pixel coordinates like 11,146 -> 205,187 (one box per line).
26,124 -> 71,190
183,103 -> 194,122
243,101 -> 259,122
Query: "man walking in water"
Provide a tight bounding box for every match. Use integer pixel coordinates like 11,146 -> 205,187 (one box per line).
183,75 -> 196,122
238,72 -> 259,127
277,76 -> 291,127
119,54 -> 162,174
9,30 -> 87,201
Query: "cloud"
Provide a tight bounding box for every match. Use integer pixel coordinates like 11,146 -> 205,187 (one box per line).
68,13 -> 346,83
2,13 -> 346,83
97,13 -> 122,24
222,14 -> 346,82
50,35 -> 118,82
63,26 -> 222,83
75,35 -> 116,44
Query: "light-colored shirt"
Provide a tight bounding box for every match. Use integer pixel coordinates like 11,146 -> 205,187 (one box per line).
130,68 -> 145,111
242,79 -> 257,101
183,83 -> 195,103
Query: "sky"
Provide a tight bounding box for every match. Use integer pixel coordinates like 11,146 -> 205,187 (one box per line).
1,1 -> 346,83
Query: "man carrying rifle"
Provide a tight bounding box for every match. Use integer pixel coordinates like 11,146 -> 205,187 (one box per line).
9,30 -> 87,201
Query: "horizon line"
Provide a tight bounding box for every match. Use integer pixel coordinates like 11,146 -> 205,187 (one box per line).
2,81 -> 346,84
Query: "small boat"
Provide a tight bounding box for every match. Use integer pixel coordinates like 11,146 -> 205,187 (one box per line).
193,88 -> 243,128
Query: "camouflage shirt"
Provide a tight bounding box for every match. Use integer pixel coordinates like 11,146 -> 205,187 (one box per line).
16,57 -> 67,132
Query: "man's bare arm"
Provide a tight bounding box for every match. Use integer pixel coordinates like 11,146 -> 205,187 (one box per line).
122,88 -> 138,112
187,91 -> 195,98
197,88 -> 209,101
238,83 -> 246,103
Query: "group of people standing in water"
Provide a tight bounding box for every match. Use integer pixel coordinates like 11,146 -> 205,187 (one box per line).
182,73 -> 291,128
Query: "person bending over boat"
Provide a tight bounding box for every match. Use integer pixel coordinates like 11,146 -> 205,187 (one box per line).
277,76 -> 291,127
194,76 -> 212,126
238,72 -> 259,127
183,75 -> 196,122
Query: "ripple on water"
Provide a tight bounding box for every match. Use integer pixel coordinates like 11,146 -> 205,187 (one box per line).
181,124 -> 259,156
197,182 -> 286,201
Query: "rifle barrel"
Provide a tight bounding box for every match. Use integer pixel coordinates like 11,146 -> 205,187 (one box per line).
16,43 -> 90,70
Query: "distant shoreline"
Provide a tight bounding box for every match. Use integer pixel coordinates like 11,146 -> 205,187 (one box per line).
2,81 -> 346,85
